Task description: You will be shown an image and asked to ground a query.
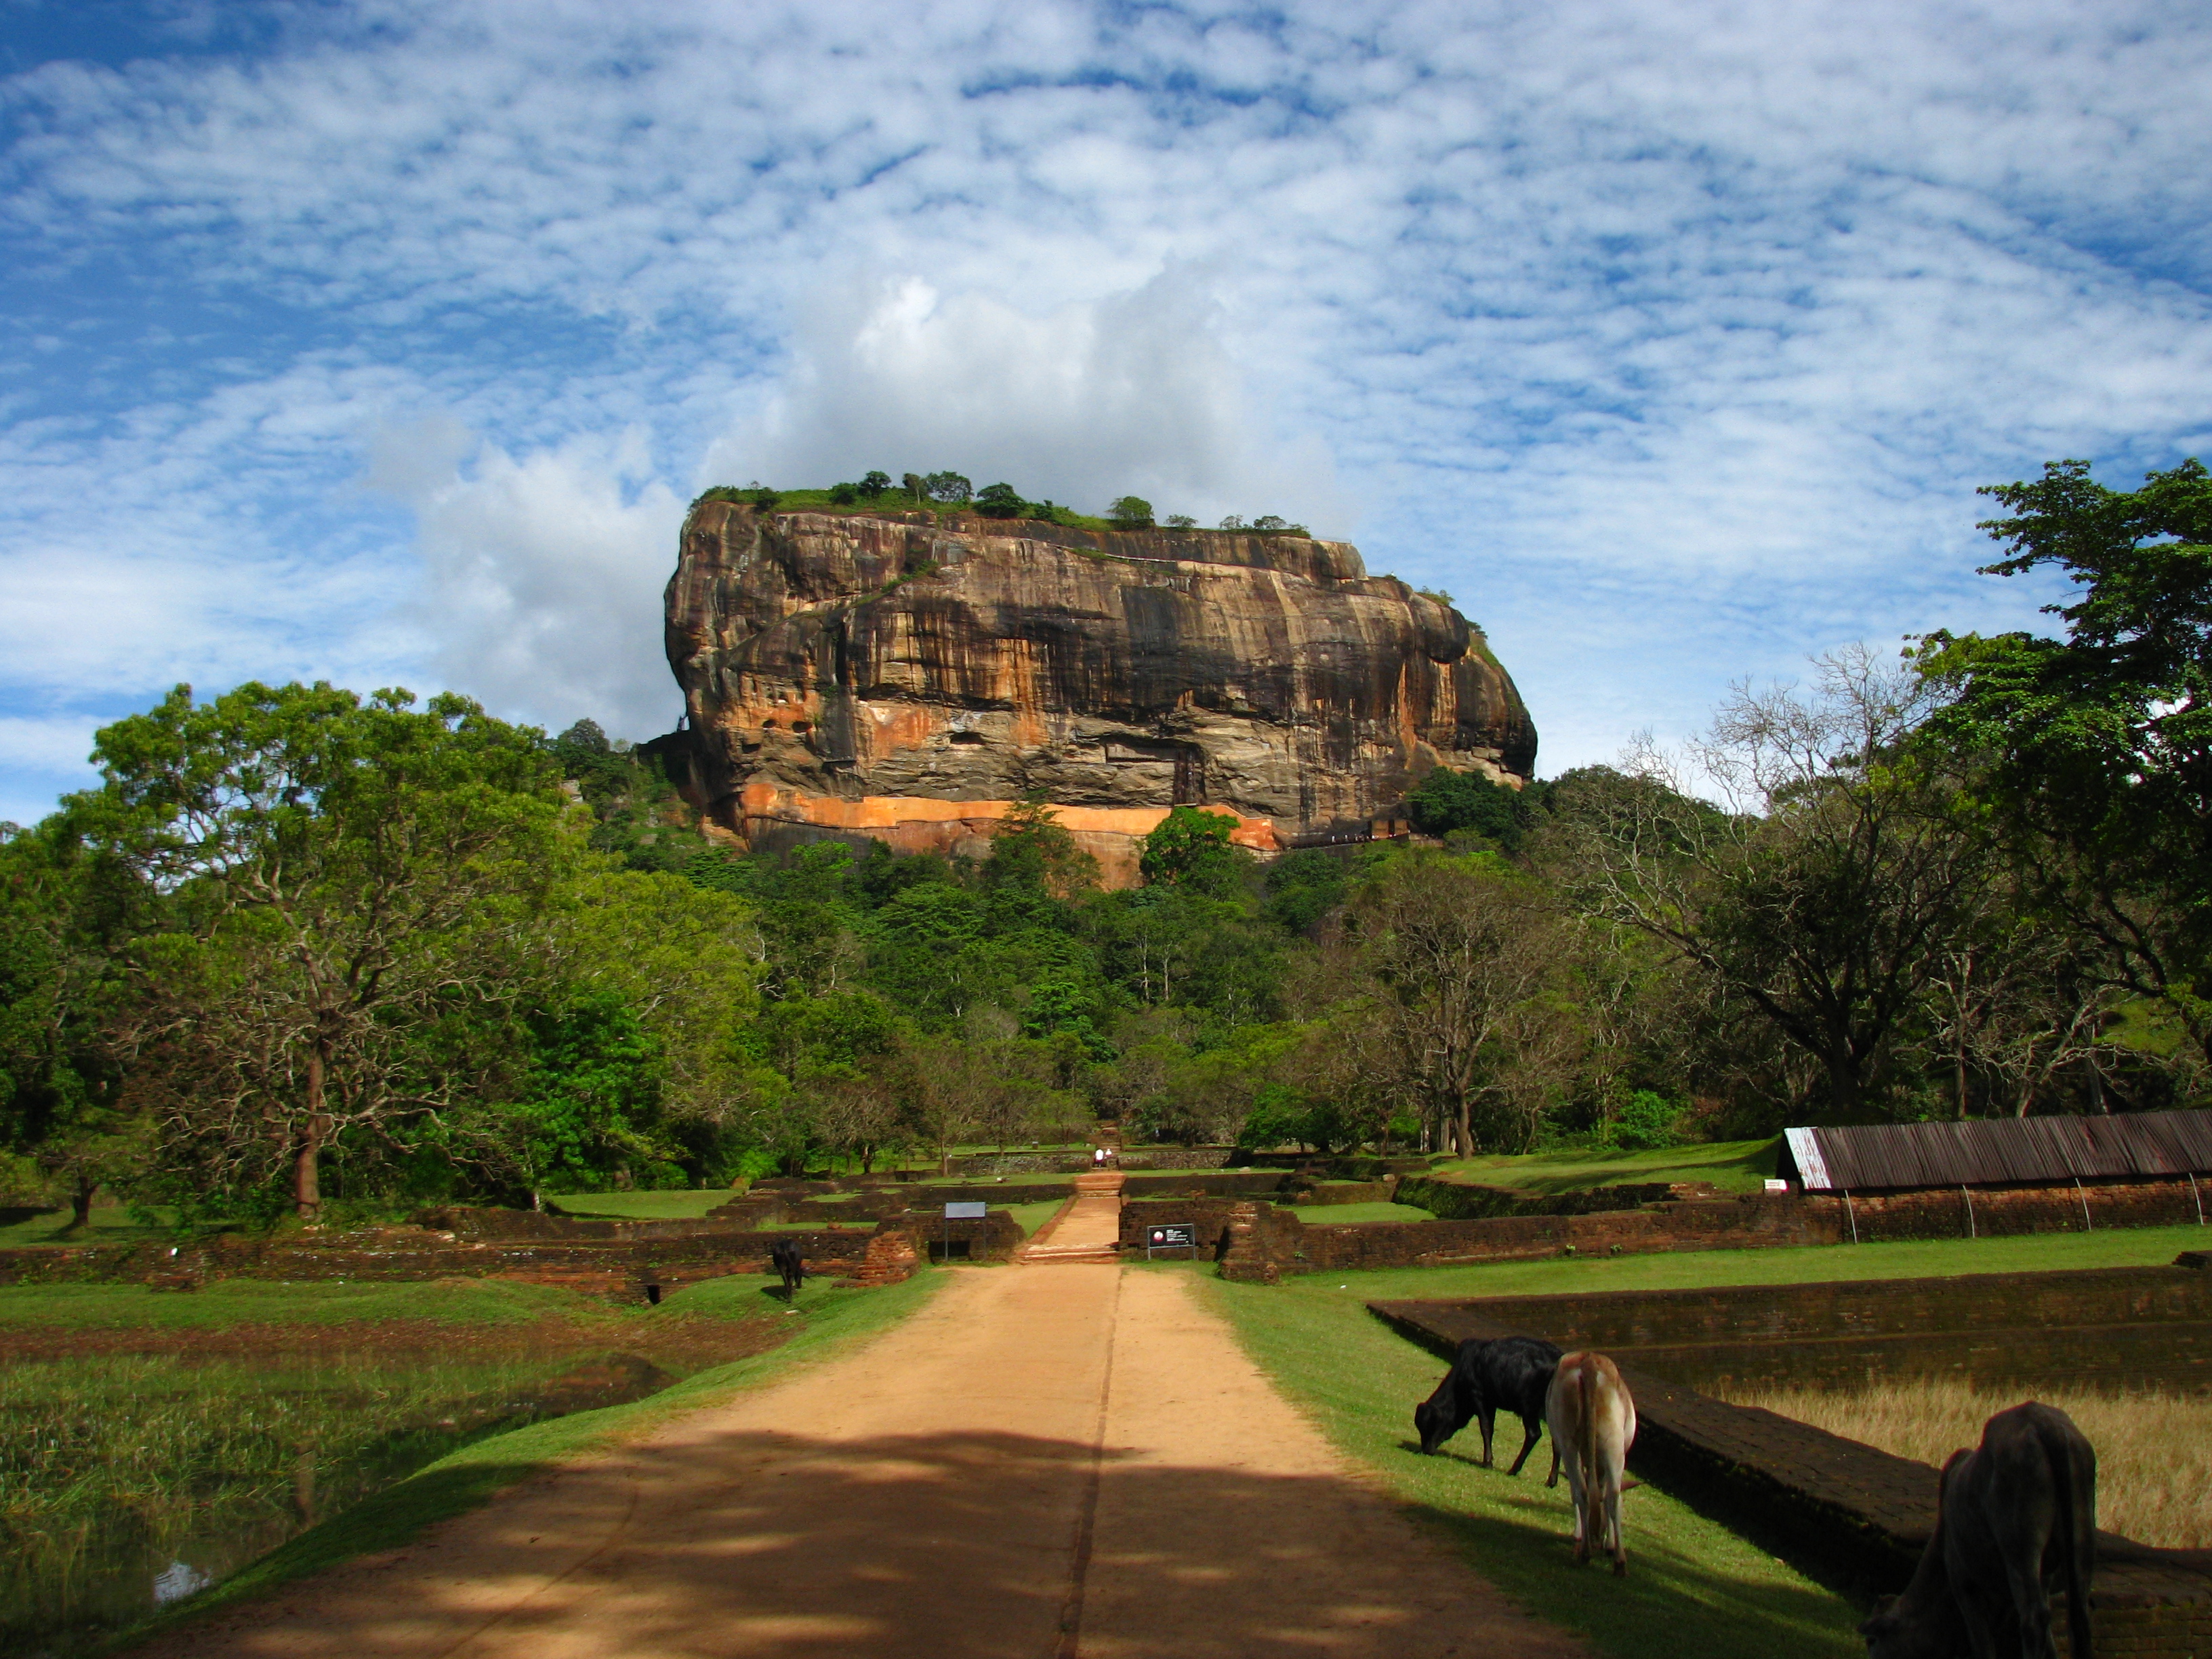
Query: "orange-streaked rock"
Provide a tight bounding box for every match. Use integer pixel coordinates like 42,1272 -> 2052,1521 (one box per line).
663,503 -> 1534,885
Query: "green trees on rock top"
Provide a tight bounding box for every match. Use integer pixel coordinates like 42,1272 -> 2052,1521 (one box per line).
1107,495 -> 1155,529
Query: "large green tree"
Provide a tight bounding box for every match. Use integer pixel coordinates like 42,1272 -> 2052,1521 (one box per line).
77,682 -> 568,1220
1921,457 -> 2212,1061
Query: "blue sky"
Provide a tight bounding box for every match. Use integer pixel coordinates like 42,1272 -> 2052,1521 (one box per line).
3,0 -> 2209,823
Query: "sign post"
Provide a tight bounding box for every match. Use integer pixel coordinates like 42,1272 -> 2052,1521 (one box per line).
943,1200 -> 987,1263
1145,1223 -> 1198,1261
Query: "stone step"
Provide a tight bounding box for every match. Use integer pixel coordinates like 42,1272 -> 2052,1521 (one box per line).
1022,1244 -> 1120,1264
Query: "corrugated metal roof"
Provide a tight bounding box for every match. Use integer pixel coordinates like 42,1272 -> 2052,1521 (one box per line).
1782,1111 -> 2212,1191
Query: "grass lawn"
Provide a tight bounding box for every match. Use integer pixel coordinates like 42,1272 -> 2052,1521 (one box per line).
1288,1201 -> 1437,1225
0,1276 -> 636,1333
0,1204 -> 174,1248
1431,1139 -> 1780,1196
1195,1267 -> 1865,1659
1203,1221 -> 2212,1307
546,1189 -> 736,1220
113,1267 -> 949,1648
1004,1200 -> 1068,1237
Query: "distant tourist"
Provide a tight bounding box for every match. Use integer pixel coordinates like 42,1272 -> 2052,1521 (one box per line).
1093,1147 -> 1107,1168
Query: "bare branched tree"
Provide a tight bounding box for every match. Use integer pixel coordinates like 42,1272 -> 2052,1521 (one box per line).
1548,647 -> 1994,1119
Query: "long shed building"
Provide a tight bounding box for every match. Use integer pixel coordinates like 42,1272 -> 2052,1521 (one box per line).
1774,1111 -> 2212,1241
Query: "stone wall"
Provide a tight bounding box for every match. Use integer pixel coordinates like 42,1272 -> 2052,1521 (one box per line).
1820,1177 -> 2209,1241
0,1221 -> 922,1303
1375,1263 -> 2212,1394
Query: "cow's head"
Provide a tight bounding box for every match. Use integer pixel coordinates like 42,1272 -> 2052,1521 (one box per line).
1414,1397 -> 1452,1455
1858,1596 -> 1952,1659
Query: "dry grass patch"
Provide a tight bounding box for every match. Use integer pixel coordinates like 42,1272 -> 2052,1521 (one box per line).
1719,1378 -> 2212,1549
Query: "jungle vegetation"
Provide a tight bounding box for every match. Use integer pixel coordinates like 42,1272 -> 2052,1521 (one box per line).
0,459 -> 2205,1224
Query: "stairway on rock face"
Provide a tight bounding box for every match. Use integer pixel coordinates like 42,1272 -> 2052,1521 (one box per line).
1021,1174 -> 1123,1265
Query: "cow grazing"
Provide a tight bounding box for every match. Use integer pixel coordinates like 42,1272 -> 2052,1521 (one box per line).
1860,1401 -> 2095,1659
769,1239 -> 805,1300
1544,1350 -> 1637,1574
1414,1336 -> 1564,1478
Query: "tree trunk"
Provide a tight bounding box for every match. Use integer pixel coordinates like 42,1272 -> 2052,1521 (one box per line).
295,1038 -> 331,1222
70,1173 -> 95,1230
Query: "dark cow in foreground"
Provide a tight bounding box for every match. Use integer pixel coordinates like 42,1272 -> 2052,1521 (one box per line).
1414,1335 -> 1563,1477
769,1239 -> 805,1300
1861,1401 -> 2096,1659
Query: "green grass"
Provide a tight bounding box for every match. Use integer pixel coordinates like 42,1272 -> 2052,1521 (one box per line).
1197,1269 -> 1864,1659
1288,1201 -> 1437,1225
1209,1222 -> 2212,1306
1430,1139 -> 1780,1196
546,1189 -> 737,1219
0,1206 -> 173,1248
106,1268 -> 949,1652
1004,1200 -> 1067,1237
0,1277 -> 636,1334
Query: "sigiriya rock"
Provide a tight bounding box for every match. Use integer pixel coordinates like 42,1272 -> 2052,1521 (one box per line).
662,500 -> 1536,884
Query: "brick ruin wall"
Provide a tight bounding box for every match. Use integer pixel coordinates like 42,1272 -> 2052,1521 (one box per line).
1122,1175 -> 2212,1283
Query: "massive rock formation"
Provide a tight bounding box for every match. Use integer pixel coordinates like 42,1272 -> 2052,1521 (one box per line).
663,502 -> 1536,882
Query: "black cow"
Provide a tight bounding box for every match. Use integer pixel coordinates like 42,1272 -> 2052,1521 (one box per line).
1861,1401 -> 2096,1659
769,1239 -> 805,1301
1414,1335 -> 1563,1476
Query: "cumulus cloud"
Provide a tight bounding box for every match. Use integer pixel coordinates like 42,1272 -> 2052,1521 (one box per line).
708,270 -> 1345,530
368,421 -> 687,738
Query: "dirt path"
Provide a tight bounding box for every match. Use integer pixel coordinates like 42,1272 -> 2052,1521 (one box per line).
131,1264 -> 1589,1659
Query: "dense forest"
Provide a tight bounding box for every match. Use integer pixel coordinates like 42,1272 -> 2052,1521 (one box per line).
0,458 -> 2205,1225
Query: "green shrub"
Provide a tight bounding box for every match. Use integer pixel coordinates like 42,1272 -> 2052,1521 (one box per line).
1108,495 -> 1155,529
1406,765 -> 1532,850
1606,1090 -> 1685,1151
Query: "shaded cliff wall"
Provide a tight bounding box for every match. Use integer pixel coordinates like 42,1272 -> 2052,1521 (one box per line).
663,504 -> 1536,882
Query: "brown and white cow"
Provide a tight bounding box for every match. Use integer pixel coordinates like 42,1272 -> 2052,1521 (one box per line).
1544,1350 -> 1637,1574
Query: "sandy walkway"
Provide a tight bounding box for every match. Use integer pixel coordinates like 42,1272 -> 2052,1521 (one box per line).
131,1264 -> 1587,1659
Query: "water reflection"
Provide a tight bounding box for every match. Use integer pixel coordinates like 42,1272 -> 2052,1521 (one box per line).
0,1348 -> 674,1658
149,1561 -> 209,1607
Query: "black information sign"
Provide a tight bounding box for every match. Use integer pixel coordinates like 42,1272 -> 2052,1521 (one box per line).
1146,1223 -> 1198,1259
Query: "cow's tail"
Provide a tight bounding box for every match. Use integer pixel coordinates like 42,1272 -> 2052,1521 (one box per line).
1576,1357 -> 1599,1533
2050,1427 -> 2091,1659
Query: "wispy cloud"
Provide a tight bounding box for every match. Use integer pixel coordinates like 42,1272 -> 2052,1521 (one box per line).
1,0 -> 2208,816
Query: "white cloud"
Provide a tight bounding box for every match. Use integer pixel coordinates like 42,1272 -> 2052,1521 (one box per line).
1,0 -> 2209,810
369,421 -> 688,737
708,270 -> 1345,529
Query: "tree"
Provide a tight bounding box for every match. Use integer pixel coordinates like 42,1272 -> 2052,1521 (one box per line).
0,817 -> 147,1223
861,471 -> 893,497
924,471 -> 973,504
1920,457 -> 2212,1061
508,993 -> 671,1198
1407,766 -> 1534,850
985,796 -> 1099,897
1164,514 -> 1195,529
975,483 -> 1025,519
1552,649 -> 1993,1119
1107,495 -> 1155,529
1338,853 -> 1572,1155
1139,806 -> 1243,891
76,682 -> 567,1220
902,472 -> 926,504
539,867 -> 764,1176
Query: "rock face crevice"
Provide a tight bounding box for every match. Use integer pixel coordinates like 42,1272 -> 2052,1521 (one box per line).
663,503 -> 1536,881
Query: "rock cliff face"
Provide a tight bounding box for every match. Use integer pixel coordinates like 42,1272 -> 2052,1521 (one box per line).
663,503 -> 1536,882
